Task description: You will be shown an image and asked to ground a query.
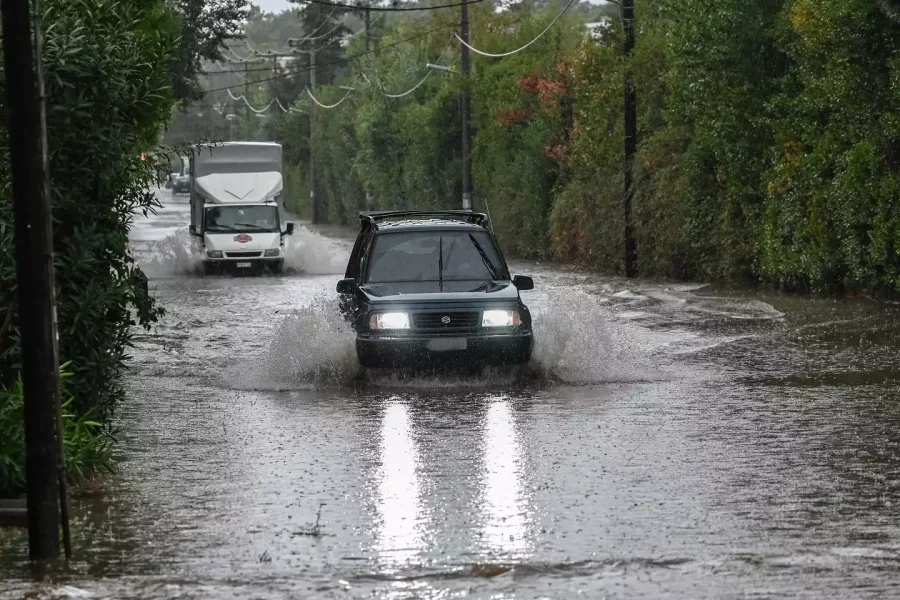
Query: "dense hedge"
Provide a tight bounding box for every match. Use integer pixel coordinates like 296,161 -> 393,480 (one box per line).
268,0 -> 900,294
0,0 -> 179,493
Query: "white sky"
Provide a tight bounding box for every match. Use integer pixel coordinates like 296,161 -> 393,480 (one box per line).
253,0 -> 294,13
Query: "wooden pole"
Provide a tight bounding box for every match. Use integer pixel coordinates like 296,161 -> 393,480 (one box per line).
0,0 -> 62,560
623,0 -> 638,277
309,48 -> 318,224
460,0 -> 472,211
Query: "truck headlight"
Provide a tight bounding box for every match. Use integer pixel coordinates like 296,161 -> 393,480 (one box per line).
482,310 -> 520,327
207,250 -> 223,258
264,248 -> 280,257
370,312 -> 410,330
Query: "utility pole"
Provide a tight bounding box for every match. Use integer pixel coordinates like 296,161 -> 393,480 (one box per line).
309,47 -> 318,224
460,0 -> 473,212
1,0 -> 62,560
243,59 -> 250,139
364,2 -> 372,54
622,0 -> 638,277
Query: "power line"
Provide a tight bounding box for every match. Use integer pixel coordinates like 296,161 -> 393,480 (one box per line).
453,0 -> 578,58
306,87 -> 354,108
299,0 -> 486,11
201,21 -> 458,96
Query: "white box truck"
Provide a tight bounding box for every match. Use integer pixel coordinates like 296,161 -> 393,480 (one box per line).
188,142 -> 294,274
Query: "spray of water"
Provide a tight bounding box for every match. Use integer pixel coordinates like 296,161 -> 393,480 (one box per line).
283,226 -> 351,275
132,224 -> 351,279
233,298 -> 360,391
232,286 -> 656,391
131,228 -> 202,278
528,288 -> 654,384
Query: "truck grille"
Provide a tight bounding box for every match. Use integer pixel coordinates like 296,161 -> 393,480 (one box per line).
225,251 -> 262,258
412,311 -> 480,332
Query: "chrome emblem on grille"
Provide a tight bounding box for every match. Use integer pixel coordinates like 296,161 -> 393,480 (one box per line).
441,315 -> 451,324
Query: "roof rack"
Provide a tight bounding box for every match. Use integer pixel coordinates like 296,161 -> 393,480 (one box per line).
359,210 -> 488,228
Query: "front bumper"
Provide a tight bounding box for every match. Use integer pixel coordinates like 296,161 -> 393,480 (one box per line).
203,257 -> 283,272
356,331 -> 533,368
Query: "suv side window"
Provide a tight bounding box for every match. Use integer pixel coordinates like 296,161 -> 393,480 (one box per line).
345,226 -> 373,280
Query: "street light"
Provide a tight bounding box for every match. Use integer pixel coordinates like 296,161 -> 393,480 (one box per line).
426,63 -> 458,75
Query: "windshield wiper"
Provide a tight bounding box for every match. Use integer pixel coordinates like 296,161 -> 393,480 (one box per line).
468,233 -> 500,280
207,224 -> 237,232
233,222 -> 275,232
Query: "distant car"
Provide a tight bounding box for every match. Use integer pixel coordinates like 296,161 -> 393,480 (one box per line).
172,174 -> 190,194
337,210 -> 534,368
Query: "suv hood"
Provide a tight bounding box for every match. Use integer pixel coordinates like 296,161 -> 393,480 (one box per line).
361,280 -> 519,303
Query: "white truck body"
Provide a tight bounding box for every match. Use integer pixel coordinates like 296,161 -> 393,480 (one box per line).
188,142 -> 293,273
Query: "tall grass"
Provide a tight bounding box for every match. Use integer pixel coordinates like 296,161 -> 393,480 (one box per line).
0,366 -> 114,498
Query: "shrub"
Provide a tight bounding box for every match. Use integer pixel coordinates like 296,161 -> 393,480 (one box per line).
0,367 -> 114,498
0,0 -> 178,418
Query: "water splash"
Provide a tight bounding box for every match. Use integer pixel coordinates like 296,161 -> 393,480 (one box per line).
528,288 -> 656,384
234,298 -> 360,390
283,226 -> 351,275
131,228 -> 201,278
131,224 -> 351,279
231,287 -> 658,391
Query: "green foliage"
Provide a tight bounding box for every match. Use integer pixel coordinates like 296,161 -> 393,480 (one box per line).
0,0 -> 177,420
252,0 -> 900,294
0,368 -> 114,498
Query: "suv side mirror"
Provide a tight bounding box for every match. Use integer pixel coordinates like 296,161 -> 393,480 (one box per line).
513,275 -> 534,291
284,222 -> 295,236
336,278 -> 357,294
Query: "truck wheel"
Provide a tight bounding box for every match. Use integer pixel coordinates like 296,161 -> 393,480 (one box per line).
203,262 -> 218,276
269,261 -> 284,275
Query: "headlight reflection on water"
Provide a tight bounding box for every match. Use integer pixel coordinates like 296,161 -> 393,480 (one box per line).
375,401 -> 424,565
480,397 -> 531,555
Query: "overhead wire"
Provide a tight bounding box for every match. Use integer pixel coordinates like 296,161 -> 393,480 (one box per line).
201,21 -> 459,96
453,0 -> 579,58
306,86 -> 353,108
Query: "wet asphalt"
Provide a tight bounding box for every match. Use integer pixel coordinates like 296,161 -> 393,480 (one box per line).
4,191 -> 900,599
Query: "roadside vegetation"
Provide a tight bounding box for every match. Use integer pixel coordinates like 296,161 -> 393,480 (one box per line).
202,0 -> 900,294
0,0 -> 246,495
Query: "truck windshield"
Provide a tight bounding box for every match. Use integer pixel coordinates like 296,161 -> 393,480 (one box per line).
205,205 -> 279,233
366,231 -> 505,283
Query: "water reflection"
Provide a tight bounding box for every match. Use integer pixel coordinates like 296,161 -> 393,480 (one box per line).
375,400 -> 425,566
480,397 -> 531,555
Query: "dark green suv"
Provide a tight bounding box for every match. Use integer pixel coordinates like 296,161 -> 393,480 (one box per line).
337,211 -> 535,369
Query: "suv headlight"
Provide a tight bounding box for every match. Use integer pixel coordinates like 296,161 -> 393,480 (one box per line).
482,309 -> 520,327
207,250 -> 223,258
370,312 -> 410,330
264,248 -> 280,257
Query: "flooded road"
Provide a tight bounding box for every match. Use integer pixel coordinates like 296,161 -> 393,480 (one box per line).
4,191 -> 900,598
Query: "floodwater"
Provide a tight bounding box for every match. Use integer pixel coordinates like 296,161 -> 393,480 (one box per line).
3,192 -> 900,599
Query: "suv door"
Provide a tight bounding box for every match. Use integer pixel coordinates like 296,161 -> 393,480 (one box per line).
339,226 -> 373,323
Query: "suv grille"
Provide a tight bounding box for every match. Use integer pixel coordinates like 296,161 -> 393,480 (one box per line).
413,311 -> 480,332
226,251 -> 262,258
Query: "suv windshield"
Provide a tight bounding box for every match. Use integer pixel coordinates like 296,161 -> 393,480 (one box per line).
366,230 -> 505,283
205,205 -> 279,233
